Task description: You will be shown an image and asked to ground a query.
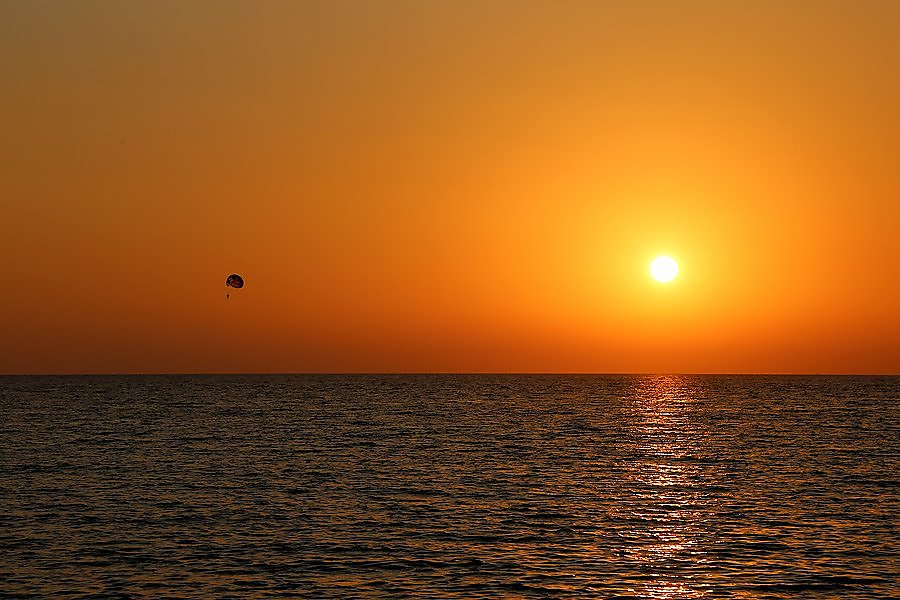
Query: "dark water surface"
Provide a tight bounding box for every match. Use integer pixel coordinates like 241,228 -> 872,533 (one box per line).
1,375 -> 898,598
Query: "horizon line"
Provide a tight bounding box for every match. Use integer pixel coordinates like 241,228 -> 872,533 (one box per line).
2,371 -> 898,377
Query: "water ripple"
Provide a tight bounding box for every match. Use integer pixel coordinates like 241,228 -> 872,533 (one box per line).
1,374 -> 898,598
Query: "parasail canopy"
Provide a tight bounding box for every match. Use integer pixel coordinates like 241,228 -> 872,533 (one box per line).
226,274 -> 244,289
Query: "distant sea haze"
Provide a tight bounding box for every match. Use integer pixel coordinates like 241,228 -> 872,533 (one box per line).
2,375 -> 898,598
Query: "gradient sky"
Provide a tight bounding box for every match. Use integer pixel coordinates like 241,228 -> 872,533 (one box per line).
3,1 -> 898,374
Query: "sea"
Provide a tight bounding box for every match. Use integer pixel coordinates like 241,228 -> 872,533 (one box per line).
1,375 -> 897,599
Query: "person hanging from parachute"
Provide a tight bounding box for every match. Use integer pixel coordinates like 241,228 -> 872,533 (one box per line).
226,273 -> 244,299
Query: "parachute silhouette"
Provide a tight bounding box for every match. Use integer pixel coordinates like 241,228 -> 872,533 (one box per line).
225,274 -> 244,299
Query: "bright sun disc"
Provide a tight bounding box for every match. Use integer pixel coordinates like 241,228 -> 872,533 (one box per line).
650,256 -> 678,282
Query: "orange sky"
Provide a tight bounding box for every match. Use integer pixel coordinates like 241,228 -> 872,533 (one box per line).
2,1 -> 898,374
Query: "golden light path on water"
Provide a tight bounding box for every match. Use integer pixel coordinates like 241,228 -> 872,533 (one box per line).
624,376 -> 714,599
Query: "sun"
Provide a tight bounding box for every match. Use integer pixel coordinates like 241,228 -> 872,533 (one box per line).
650,255 -> 678,283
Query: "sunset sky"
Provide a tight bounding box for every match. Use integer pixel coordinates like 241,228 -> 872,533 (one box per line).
3,1 -> 898,374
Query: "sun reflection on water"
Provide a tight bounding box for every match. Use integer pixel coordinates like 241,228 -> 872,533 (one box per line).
622,375 -> 714,599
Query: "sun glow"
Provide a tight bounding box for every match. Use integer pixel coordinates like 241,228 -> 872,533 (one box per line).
650,256 -> 679,283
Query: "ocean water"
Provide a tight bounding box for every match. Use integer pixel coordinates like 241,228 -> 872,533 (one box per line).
1,375 -> 897,599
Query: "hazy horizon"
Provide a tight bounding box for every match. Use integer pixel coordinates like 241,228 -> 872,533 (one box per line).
4,371 -> 898,377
